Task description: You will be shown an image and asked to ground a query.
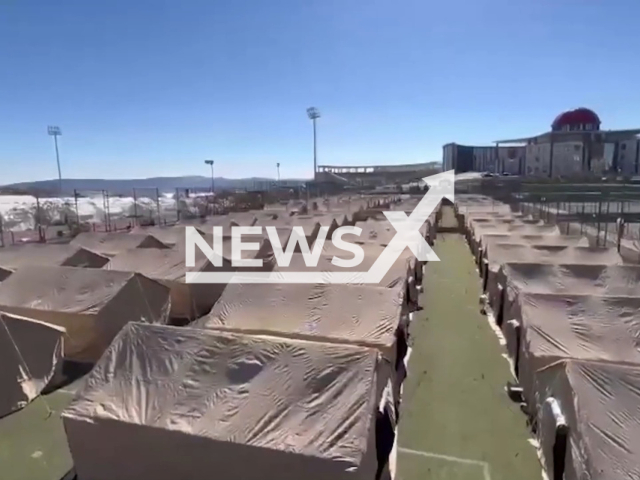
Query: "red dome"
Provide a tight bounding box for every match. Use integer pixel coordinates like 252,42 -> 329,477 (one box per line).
552,108 -> 601,131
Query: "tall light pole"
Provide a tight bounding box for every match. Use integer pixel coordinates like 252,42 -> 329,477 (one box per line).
47,126 -> 63,194
306,107 -> 320,180
204,160 -> 214,193
276,162 -> 281,182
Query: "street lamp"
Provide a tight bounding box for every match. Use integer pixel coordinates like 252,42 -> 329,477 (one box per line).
306,107 -> 320,180
47,125 -> 63,194
276,162 -> 281,182
204,160 -> 214,193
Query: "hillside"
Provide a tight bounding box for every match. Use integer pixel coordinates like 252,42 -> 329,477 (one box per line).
2,176 -> 307,196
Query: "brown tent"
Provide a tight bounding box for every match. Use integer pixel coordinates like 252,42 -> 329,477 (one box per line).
105,247 -> 222,321
63,323 -> 392,480
0,243 -> 109,271
505,292 -> 640,404
0,312 -> 64,417
482,244 -> 623,300
71,232 -> 170,257
534,359 -> 640,480
0,266 -> 171,362
495,263 -> 640,326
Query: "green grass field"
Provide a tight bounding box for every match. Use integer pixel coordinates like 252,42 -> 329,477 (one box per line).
397,210 -> 540,480
0,389 -> 74,480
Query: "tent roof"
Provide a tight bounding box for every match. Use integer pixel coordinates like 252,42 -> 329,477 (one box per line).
0,244 -> 107,270
501,263 -> 640,296
106,247 -> 211,281
276,250 -> 414,289
537,359 -> 640,480
71,232 -> 169,256
0,266 -> 138,313
197,282 -> 405,351
0,311 -> 65,417
63,323 -> 379,466
519,293 -> 640,364
487,244 -> 622,271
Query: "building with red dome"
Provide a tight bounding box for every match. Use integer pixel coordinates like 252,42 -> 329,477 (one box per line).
493,108 -> 640,177
444,109 -> 640,176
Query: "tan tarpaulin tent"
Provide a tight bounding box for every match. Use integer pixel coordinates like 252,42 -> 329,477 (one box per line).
0,244 -> 109,271
105,248 -> 223,321
197,282 -> 406,362
254,217 -> 324,252
505,293 -> 640,404
0,266 -> 11,282
354,219 -> 400,246
0,266 -> 171,363
130,225 -> 206,247
482,244 -> 623,301
71,232 -> 170,257
477,233 -> 588,267
496,264 -> 640,327
275,246 -> 419,309
534,359 -> 640,480
469,222 -> 559,258
0,312 -> 64,417
63,323 -> 390,480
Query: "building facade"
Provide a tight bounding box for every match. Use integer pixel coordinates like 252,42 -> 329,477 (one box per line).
498,108 -> 640,177
442,143 -> 526,174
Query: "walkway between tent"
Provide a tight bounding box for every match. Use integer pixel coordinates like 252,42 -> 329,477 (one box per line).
396,206 -> 540,480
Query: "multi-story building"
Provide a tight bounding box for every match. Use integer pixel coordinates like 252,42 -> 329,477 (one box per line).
442,143 -> 526,174
496,108 -> 640,177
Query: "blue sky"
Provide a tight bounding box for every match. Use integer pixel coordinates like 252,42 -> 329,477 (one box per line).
1,0 -> 639,183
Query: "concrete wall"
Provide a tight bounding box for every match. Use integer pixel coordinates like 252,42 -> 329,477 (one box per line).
525,143 -> 552,176
618,139 -> 640,175
551,141 -> 583,177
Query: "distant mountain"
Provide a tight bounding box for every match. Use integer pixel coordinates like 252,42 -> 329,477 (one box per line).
1,176 -> 308,196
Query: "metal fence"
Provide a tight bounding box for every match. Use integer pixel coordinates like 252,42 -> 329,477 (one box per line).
457,177 -> 640,251
0,186 -> 228,247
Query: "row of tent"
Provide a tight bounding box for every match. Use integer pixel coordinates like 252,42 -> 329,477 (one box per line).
0,194 -> 437,480
455,194 -> 639,480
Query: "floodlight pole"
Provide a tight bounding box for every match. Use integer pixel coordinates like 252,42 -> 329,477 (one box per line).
205,160 -> 215,193
48,126 -> 63,195
306,107 -> 320,180
277,162 -> 281,182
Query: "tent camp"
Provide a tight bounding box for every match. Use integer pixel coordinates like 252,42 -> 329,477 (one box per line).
505,293 -> 640,404
62,323 -> 393,480
482,244 -> 623,299
534,359 -> 640,480
0,244 -> 109,272
0,266 -> 171,363
71,232 -> 170,257
0,312 -> 65,417
495,263 -> 640,327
